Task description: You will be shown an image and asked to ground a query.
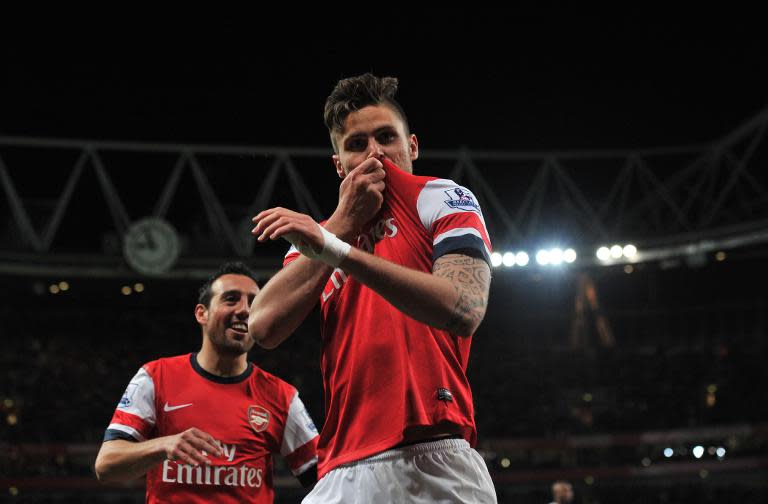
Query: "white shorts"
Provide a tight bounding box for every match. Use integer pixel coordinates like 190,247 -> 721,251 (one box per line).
302,438 -> 498,504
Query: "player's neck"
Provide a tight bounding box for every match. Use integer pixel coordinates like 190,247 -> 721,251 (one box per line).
196,347 -> 248,377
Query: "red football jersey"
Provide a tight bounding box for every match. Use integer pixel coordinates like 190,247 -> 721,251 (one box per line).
105,353 -> 319,504
284,159 -> 492,478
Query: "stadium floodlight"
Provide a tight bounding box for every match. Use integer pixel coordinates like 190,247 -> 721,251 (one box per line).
563,248 -> 577,263
549,248 -> 564,265
716,447 -> 726,458
693,446 -> 704,459
610,245 -> 623,259
623,244 -> 638,258
502,252 -> 515,267
663,448 -> 674,458
536,250 -> 550,265
491,252 -> 503,267
515,251 -> 530,267
596,246 -> 610,261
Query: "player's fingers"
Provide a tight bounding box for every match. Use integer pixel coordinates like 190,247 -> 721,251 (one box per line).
271,221 -> 316,241
186,429 -> 223,457
367,167 -> 386,182
184,441 -> 214,466
371,181 -> 386,193
189,437 -> 223,459
258,217 -> 291,241
268,223 -> 299,241
197,431 -> 224,457
172,441 -> 202,466
350,157 -> 382,176
253,214 -> 287,238
252,207 -> 281,223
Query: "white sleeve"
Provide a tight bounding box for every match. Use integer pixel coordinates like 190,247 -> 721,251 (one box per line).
280,392 -> 319,475
416,178 -> 492,262
105,367 -> 156,441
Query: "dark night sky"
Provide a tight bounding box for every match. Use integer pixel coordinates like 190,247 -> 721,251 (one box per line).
2,9 -> 767,151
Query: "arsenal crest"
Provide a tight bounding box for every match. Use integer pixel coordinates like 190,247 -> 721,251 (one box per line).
248,405 -> 270,433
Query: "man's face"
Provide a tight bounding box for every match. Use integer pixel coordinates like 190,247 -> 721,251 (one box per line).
195,274 -> 259,357
332,104 -> 419,177
553,483 -> 574,503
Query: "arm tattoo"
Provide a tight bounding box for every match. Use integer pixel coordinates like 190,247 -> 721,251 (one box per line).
432,253 -> 491,335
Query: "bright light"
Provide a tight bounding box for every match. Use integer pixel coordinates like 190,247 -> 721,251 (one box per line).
716,447 -> 726,458
693,445 -> 704,459
49,284 -> 60,294
596,247 -> 610,261
502,252 -> 515,267
663,448 -> 674,458
500,458 -> 511,468
58,281 -> 70,291
121,286 -> 132,296
515,252 -> 529,267
134,283 -> 145,293
549,248 -> 564,265
536,250 -> 550,265
491,252 -> 503,267
622,244 -> 637,258
610,245 -> 623,259
564,248 -> 577,263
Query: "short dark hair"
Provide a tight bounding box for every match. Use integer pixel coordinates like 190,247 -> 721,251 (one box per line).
197,262 -> 258,307
323,73 -> 410,152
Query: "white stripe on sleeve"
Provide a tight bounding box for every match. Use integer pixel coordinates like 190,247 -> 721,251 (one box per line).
433,226 -> 492,258
116,367 -> 156,428
280,392 -> 319,458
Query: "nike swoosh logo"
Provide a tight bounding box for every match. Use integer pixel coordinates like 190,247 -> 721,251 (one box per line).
164,402 -> 193,412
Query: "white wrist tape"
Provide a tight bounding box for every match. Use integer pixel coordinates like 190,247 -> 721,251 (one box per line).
286,224 -> 351,267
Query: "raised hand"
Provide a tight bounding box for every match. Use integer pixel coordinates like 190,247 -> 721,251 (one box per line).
331,155 -> 387,238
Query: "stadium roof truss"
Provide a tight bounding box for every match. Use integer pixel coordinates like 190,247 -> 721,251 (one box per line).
1,107 -> 767,278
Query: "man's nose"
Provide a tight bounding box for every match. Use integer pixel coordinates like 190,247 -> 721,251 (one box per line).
368,140 -> 385,158
235,299 -> 249,317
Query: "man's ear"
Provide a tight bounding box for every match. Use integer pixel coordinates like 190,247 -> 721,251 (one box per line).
409,134 -> 419,161
332,154 -> 345,179
194,304 -> 208,325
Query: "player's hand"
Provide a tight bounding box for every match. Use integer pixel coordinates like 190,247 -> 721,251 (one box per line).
330,154 -> 386,237
251,207 -> 324,252
163,428 -> 223,466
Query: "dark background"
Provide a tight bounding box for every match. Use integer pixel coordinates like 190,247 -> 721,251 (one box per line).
3,9 -> 767,150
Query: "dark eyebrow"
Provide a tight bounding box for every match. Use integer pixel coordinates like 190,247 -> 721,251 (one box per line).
344,126 -> 397,143
219,290 -> 242,298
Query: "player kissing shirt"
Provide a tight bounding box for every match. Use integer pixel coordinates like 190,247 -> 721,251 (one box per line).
104,353 -> 319,504
284,159 -> 492,478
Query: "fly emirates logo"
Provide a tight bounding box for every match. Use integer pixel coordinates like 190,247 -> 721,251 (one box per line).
161,439 -> 264,488
321,216 -> 398,304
